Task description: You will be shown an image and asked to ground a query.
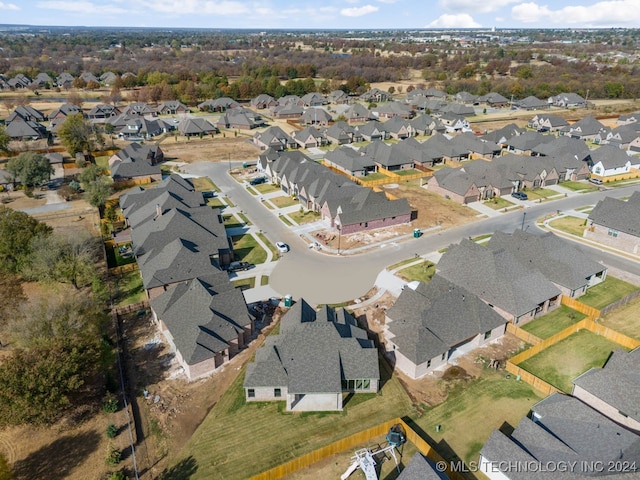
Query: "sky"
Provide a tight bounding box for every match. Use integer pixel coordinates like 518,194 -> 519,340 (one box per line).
1,0 -> 640,30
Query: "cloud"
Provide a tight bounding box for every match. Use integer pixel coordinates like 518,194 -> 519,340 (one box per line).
140,0 -> 250,15
36,1 -> 126,14
427,13 -> 481,27
439,0 -> 519,13
377,0 -> 398,3
512,0 -> 640,26
0,2 -> 19,10
341,5 -> 379,16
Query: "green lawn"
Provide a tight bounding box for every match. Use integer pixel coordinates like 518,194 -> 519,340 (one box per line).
523,188 -> 559,200
95,155 -> 110,170
260,275 -> 269,286
231,234 -> 267,264
223,214 -> 242,229
396,169 -> 421,176
471,233 -> 493,243
177,360 -> 413,480
270,196 -> 299,208
388,257 -> 420,271
600,296 -> 640,340
412,371 -> 543,465
362,172 -> 391,181
484,197 -> 514,210
520,305 -> 586,339
518,330 -> 627,393
105,243 -> 137,268
288,209 -> 321,225
559,181 -> 598,192
397,261 -> 436,284
237,212 -> 252,225
579,276 -> 638,309
257,232 -> 278,258
113,270 -> 145,307
279,215 -> 293,226
253,183 -> 280,194
548,216 -> 586,237
206,197 -> 226,209
232,277 -> 255,289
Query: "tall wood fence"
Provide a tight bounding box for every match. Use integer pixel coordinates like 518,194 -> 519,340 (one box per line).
113,300 -> 150,316
504,363 -> 561,397
561,296 -> 600,320
506,323 -> 542,345
109,263 -> 139,276
250,417 -> 465,480
591,168 -> 640,183
600,290 -> 640,317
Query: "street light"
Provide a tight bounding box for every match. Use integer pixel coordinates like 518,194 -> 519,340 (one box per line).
521,211 -> 527,231
336,222 -> 341,255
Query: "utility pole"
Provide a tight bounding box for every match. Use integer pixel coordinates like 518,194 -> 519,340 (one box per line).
521,211 -> 527,231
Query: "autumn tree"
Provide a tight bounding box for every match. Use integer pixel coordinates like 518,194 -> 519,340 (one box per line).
6,152 -> 53,188
0,125 -> 10,154
0,207 -> 52,274
57,113 -> 104,156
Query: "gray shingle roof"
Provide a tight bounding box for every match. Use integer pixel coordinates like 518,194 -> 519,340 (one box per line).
386,276 -> 506,364
573,347 -> 640,423
397,453 -> 447,480
588,191 -> 640,237
590,144 -> 633,169
244,299 -> 379,393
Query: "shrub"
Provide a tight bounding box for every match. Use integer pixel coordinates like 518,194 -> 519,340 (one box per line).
107,471 -> 127,480
106,423 -> 118,439
105,446 -> 121,466
102,393 -> 119,414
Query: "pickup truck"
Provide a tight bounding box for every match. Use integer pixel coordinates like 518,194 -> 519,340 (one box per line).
227,261 -> 252,272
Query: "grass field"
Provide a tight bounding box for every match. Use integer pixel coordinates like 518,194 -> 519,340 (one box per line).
518,330 -> 627,393
270,195 -> 299,208
177,360 -> 413,480
548,216 -> 586,236
397,261 -> 436,284
231,234 -> 267,264
600,296 -> 640,340
288,209 -> 321,225
412,371 -> 542,465
578,276 -> 638,309
484,197 -> 514,210
190,176 -> 219,192
559,181 -> 598,192
253,183 -> 281,194
520,305 -> 586,339
523,188 -> 559,201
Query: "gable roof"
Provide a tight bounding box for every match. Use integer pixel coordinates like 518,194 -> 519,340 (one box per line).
386,276 -> 506,364
560,116 -> 605,137
244,299 -> 379,393
590,144 -> 633,169
397,453 -> 447,480
588,191 -> 640,237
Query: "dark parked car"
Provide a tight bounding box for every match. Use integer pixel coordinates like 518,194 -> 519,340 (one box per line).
249,177 -> 267,185
227,261 -> 252,272
202,190 -> 216,198
511,191 -> 528,201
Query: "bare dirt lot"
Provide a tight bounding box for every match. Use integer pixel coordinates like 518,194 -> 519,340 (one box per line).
158,136 -> 261,163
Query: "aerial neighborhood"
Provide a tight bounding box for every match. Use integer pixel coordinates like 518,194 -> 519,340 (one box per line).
1,25 -> 640,480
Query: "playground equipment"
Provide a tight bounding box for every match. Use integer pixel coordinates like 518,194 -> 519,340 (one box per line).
340,424 -> 407,480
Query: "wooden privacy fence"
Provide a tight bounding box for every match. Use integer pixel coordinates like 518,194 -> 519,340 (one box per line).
582,319 -> 640,350
250,417 -> 465,480
506,323 -> 542,345
504,362 -> 561,397
113,300 -> 150,316
591,168 -> 640,183
109,263 -> 139,276
561,296 -> 600,320
600,290 -> 640,317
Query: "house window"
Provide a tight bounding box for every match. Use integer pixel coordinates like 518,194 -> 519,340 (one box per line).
441,353 -> 447,361
274,388 -> 281,398
608,229 -> 619,238
356,379 -> 364,389
484,330 -> 492,340
363,379 -> 370,389
427,360 -> 431,368
248,389 -> 255,398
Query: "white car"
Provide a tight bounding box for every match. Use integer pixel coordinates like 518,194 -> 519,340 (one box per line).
276,242 -> 289,253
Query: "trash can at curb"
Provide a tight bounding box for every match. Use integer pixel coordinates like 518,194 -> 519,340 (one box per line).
284,295 -> 293,307
413,228 -> 421,238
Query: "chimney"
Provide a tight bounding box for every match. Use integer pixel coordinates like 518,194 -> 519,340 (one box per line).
155,204 -> 162,219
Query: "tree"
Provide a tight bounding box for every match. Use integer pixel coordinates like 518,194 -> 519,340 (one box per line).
0,125 -> 10,154
6,152 -> 53,188
67,92 -> 83,107
85,176 -> 112,208
57,113 -> 101,157
0,207 -> 52,274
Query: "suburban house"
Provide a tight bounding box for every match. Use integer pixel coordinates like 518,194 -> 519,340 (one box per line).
437,238 -> 562,325
56,72 -> 75,89
597,124 -> 640,150
373,102 -> 414,119
360,88 -> 390,103
590,144 -> 638,178
479,394 -> 640,479
48,103 -> 83,121
514,95 -> 549,110
243,299 -> 380,412
482,123 -> 526,146
439,102 -> 475,117
585,191 -> 640,254
560,116 -> 606,141
410,114 -> 444,136
384,276 -> 507,379
361,140 -> 414,171
323,147 -> 376,177
117,117 -> 168,140
438,112 -> 471,133
5,120 -> 48,141
300,92 -> 328,107
396,453 -> 448,480
250,94 -> 277,109
572,347 -> 640,433
426,165 -> 498,203
356,120 -> 388,142
7,73 -> 31,89
476,92 -> 510,108
422,133 -> 470,163
531,135 -> 591,163
453,91 -> 479,104
109,143 -> 163,183
150,273 -> 253,381
328,90 -> 350,104
156,100 -> 189,115
529,113 -> 569,132
216,107 -> 265,130
505,130 -> 555,155
617,113 -> 639,126
487,230 -> 607,298
552,92 -> 587,108
177,118 -> 218,137
277,95 -> 302,106
453,132 -> 502,159
7,105 -> 46,123
271,103 -> 303,120
87,103 -> 121,120
300,107 -> 332,126
383,116 -> 413,139
290,126 -> 326,149
30,72 -> 52,89
343,103 -> 373,124
322,121 -> 358,145
253,126 -> 296,151
197,97 -> 240,112
121,102 -> 157,117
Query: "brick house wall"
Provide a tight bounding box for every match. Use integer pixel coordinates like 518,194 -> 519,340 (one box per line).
426,176 -> 479,204
584,223 -> 640,254
340,212 -> 411,235
572,385 -> 640,433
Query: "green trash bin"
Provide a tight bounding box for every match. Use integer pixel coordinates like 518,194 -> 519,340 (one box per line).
284,295 -> 293,307
413,228 -> 421,238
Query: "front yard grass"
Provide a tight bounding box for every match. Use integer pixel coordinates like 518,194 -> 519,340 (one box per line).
288,209 -> 321,225
520,305 -> 586,339
206,197 -> 226,209
522,188 -> 559,201
559,181 -> 598,192
413,370 -> 543,465
253,183 -> 280,194
518,329 -> 628,393
113,270 -> 145,306
178,360 -> 413,480
190,176 -> 219,192
279,215 -> 293,226
270,195 -> 299,209
257,232 -> 278,258
231,234 -> 267,264
223,214 -> 242,229
396,260 -> 436,284
548,216 -> 586,237
578,276 -> 638,309
484,197 -> 514,210
600,295 -> 640,340
232,277 -> 255,290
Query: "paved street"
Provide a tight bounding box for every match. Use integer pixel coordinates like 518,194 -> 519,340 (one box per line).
184,161 -> 640,305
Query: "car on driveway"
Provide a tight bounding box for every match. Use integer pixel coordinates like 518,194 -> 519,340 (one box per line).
276,242 -> 289,253
249,177 -> 267,186
511,191 -> 528,201
589,177 -> 603,185
226,261 -> 252,272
